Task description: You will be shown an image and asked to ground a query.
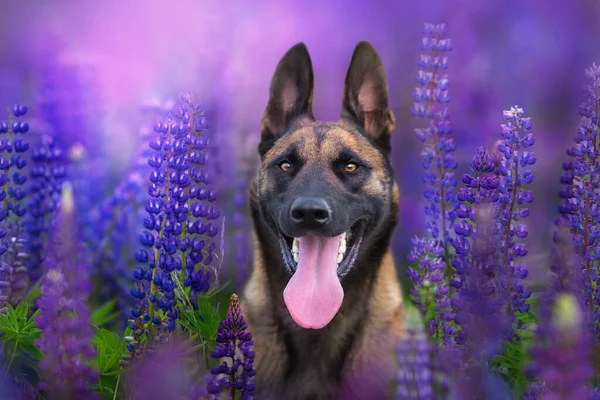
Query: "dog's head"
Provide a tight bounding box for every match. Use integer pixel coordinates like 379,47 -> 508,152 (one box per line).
255,42 -> 397,330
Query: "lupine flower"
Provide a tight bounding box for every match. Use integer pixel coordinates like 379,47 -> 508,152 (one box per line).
90,100 -> 169,324
91,171 -> 146,324
527,293 -> 594,400
26,134 -> 67,282
207,293 -> 256,399
69,143 -> 98,258
129,93 -> 221,355
556,63 -> 600,340
0,104 -> 30,310
496,105 -> 535,333
34,183 -> 99,400
408,22 -> 458,346
396,311 -> 434,400
452,146 -> 500,293
524,382 -> 551,400
452,149 -> 508,361
411,22 -> 457,247
406,237 -> 454,344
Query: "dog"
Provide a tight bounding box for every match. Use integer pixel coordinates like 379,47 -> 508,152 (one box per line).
241,41 -> 405,400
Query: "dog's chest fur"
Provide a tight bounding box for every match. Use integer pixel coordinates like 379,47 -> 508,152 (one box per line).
242,251 -> 404,400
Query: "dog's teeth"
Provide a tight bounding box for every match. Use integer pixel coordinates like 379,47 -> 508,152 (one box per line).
339,240 -> 346,256
292,238 -> 299,254
338,232 -> 347,255
337,252 -> 343,264
293,252 -> 299,263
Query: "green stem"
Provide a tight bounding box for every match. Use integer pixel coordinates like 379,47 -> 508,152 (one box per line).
113,373 -> 121,400
502,124 -> 521,324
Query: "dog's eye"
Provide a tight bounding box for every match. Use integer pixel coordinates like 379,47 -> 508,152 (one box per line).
344,163 -> 358,173
280,161 -> 292,172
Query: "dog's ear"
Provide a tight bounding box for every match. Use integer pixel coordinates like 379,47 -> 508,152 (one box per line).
341,41 -> 395,153
259,43 -> 314,156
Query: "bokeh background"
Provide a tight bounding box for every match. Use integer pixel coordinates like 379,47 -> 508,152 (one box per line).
1,0 -> 599,290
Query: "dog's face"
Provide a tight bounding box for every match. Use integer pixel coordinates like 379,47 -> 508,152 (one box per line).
256,42 -> 396,330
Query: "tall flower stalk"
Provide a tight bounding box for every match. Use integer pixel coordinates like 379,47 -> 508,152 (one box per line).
496,106 -> 535,327
556,63 -> 600,340
26,135 -> 67,282
129,93 -> 221,356
207,293 -> 256,399
412,22 -> 457,256
0,104 -> 30,310
408,22 -> 458,346
34,183 -> 99,400
452,148 -> 508,358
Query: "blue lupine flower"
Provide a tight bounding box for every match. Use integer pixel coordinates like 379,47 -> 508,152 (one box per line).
408,22 -> 458,346
34,183 -> 99,400
129,93 -> 221,354
556,63 -> 600,340
207,293 -> 256,399
496,105 -> 535,332
26,135 -> 67,282
407,237 -> 454,343
91,171 -> 146,325
396,327 -> 434,400
451,147 -> 508,361
452,146 -> 500,289
87,101 -> 165,325
0,104 -> 31,309
412,22 -> 457,247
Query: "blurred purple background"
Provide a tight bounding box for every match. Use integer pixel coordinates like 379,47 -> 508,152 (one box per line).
1,0 -> 599,284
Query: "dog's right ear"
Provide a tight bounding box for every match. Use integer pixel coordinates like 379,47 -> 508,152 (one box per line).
259,43 -> 314,156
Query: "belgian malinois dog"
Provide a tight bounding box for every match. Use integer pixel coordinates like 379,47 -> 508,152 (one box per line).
242,41 -> 405,399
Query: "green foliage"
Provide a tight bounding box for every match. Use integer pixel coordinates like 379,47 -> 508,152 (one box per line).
92,327 -> 127,400
91,300 -> 120,328
0,303 -> 42,376
179,291 -> 224,348
491,295 -> 539,399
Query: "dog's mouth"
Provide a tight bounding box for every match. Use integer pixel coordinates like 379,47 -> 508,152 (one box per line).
278,221 -> 365,277
278,221 -> 366,330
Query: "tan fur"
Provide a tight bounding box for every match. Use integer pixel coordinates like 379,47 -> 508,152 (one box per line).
260,121 -> 389,197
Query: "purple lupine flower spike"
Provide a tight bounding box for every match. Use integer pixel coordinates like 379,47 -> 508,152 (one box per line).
396,309 -> 434,400
496,105 -> 535,336
129,93 -> 221,356
556,63 -> 600,341
0,104 -> 31,310
34,183 -> 99,400
207,293 -> 256,399
26,134 -> 67,282
407,22 -> 458,346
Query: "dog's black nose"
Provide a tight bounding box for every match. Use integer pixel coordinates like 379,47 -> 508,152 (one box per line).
290,197 -> 331,229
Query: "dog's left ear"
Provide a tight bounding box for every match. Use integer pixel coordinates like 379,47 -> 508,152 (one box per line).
259,42 -> 315,156
341,41 -> 395,153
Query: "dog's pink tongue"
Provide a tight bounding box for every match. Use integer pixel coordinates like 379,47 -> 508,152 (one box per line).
283,234 -> 344,329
